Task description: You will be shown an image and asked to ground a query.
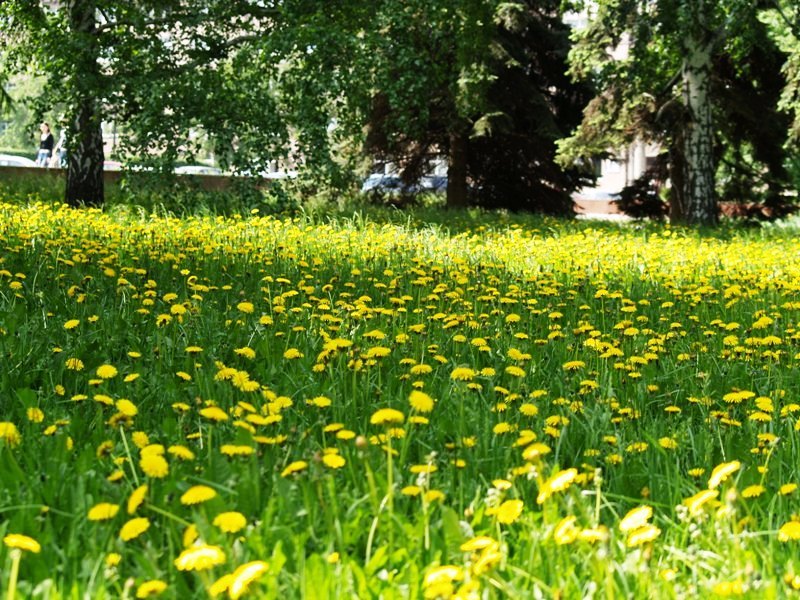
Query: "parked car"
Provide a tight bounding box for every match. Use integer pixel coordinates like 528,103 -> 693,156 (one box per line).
419,175 -> 447,193
261,170 -> 297,180
0,154 -> 37,167
362,173 -> 447,195
175,165 -> 223,176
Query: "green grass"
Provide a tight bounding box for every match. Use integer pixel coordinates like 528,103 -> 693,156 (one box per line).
1,200 -> 800,598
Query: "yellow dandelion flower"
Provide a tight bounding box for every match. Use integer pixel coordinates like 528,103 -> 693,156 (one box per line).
120,517 -> 150,541
450,367 -> 476,381
283,348 -> 303,359
136,580 -> 167,598
307,396 -> 332,408
96,364 -> 118,379
64,319 -> 80,330
0,422 -> 21,446
553,516 -> 579,545
322,454 -> 346,469
128,485 -> 148,514
168,445 -> 196,461
213,512 -> 247,534
409,390 -> 435,413
460,536 -> 498,552
200,406 -> 228,421
66,357 -> 84,371
26,406 -> 44,423
220,445 -> 255,456
619,505 -> 653,532
174,545 -> 226,571
228,561 -> 270,600
536,468 -> 577,504
181,485 -> 217,506
234,347 -> 256,360
779,483 -> 798,496
522,442 -> 552,461
424,565 -> 464,597
115,399 -> 138,417
88,502 -> 120,521
578,526 -> 610,543
210,574 -> 234,597
626,524 -> 661,547
682,489 -> 719,515
236,302 -> 254,314
423,490 -> 445,503
562,360 -> 586,371
140,454 -> 169,478
183,524 -> 199,548
106,553 -> 122,567
708,460 -> 741,489
281,461 -> 308,477
779,521 -> 800,542
370,408 -> 405,425
504,365 -> 526,378
711,580 -> 746,596
3,534 -> 41,553
741,485 -> 765,499
493,499 -> 524,524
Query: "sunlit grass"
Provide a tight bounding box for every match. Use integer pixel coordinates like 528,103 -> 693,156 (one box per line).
2,201 -> 800,598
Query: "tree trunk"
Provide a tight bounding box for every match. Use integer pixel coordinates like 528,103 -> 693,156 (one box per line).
668,139 -> 687,223
680,35 -> 717,226
65,0 -> 104,207
446,127 -> 469,209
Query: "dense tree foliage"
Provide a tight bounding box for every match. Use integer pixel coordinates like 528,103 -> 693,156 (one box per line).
2,1 -> 798,223
283,0 -> 592,212
0,1 -> 286,206
561,0 -> 797,225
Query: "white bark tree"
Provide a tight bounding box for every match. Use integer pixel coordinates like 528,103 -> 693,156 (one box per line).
560,0 -> 771,226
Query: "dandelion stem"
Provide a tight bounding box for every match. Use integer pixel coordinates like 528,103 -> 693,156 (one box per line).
146,504 -> 192,527
6,549 -> 20,600
386,433 -> 394,563
119,426 -> 140,487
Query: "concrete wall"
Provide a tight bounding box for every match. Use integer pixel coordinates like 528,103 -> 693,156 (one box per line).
0,165 -> 259,192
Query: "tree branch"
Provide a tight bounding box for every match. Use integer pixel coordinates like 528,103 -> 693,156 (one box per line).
770,0 -> 800,39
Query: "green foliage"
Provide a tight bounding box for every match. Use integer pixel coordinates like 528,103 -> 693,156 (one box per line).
562,0 -> 797,222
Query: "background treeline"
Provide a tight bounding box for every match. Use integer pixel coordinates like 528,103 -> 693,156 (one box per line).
1,0 -> 799,225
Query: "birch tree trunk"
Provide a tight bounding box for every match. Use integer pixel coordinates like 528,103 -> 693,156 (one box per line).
679,35 -> 717,226
65,0 -> 104,207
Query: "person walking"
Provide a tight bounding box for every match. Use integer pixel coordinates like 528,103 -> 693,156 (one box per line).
35,123 -> 54,167
51,126 -> 67,168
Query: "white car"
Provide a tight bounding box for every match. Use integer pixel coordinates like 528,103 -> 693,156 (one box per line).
175,165 -> 223,176
0,154 -> 37,167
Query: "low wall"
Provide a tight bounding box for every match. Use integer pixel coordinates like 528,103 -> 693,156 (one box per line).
0,165 -> 255,192
573,197 -> 622,215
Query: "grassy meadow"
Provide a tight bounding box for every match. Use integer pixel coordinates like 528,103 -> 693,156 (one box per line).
3,200 -> 800,598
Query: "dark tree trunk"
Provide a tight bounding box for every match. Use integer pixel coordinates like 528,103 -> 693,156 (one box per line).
66,101 -> 104,207
65,0 -> 104,207
668,144 -> 687,224
446,127 -> 469,209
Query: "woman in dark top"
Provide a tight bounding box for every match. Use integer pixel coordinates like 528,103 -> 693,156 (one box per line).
36,123 -> 54,167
